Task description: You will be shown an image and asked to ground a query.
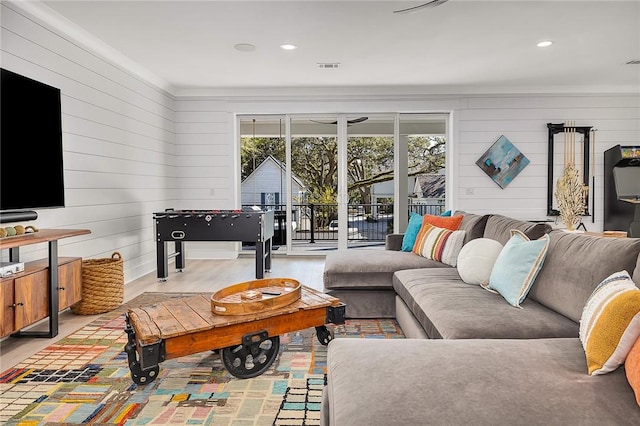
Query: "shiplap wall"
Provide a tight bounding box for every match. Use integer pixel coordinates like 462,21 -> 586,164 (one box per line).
1,2 -> 176,281
3,1 -> 639,286
175,94 -> 639,234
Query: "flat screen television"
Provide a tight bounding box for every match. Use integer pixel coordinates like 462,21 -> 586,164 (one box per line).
1,68 -> 65,212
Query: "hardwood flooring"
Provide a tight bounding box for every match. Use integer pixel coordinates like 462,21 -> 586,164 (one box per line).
0,255 -> 326,371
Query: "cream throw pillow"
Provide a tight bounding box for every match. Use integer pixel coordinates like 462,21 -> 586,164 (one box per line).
457,238 -> 504,286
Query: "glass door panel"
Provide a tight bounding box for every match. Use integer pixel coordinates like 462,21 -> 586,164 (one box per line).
239,115 -> 287,251
346,115 -> 395,249
400,113 -> 448,228
289,116 -> 338,252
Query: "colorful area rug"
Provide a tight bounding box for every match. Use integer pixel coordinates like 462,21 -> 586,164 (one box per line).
0,292 -> 404,425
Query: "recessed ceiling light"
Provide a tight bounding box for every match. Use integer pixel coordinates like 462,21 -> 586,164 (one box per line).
280,44 -> 297,50
234,43 -> 256,52
537,40 -> 553,48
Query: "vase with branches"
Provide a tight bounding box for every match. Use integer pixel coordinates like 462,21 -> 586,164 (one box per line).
554,162 -> 587,231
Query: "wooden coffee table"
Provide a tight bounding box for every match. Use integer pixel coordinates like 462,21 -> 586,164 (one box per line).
124,285 -> 345,385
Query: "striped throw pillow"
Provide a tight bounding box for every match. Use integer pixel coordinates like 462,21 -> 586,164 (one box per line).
579,270 -> 640,376
412,223 -> 465,267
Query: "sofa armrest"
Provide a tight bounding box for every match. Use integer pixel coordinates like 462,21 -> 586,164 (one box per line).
385,233 -> 404,251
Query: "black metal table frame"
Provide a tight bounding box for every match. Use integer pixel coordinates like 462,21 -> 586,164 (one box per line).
154,210 -> 275,281
156,238 -> 272,281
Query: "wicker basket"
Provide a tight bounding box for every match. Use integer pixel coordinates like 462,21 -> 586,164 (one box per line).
71,252 -> 124,315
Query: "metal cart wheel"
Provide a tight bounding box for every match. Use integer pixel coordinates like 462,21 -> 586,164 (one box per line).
130,364 -> 160,385
316,325 -> 335,345
221,335 -> 280,378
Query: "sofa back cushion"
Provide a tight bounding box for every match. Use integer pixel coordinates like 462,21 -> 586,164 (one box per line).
529,230 -> 640,323
482,214 -> 552,245
454,211 -> 489,245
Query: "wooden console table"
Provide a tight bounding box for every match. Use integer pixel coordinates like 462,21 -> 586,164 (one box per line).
0,228 -> 91,338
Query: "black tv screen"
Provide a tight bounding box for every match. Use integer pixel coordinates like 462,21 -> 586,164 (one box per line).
1,68 -> 65,211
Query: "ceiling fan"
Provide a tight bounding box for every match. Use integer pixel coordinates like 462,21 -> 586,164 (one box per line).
393,0 -> 449,14
310,117 -> 369,126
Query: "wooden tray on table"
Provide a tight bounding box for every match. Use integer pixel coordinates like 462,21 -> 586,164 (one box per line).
211,277 -> 301,315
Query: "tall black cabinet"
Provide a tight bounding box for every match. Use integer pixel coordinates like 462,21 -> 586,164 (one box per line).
604,145 -> 640,236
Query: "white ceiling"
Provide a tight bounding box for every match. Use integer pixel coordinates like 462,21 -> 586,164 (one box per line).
40,0 -> 640,95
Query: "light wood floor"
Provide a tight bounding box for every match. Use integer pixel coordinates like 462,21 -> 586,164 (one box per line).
0,255 -> 326,371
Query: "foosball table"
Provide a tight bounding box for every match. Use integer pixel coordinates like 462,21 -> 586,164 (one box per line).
154,209 -> 275,280
124,278 -> 346,384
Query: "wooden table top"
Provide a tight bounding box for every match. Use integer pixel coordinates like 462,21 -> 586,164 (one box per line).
0,228 -> 91,249
128,286 -> 341,344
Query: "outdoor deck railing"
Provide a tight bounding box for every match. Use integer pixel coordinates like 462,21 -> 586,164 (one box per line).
243,201 -> 445,244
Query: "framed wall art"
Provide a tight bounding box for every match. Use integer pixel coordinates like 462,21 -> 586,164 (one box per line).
475,135 -> 530,189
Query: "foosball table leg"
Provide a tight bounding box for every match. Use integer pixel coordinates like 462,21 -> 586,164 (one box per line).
124,312 -> 165,385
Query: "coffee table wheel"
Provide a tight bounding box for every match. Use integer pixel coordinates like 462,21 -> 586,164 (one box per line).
316,325 -> 335,345
130,364 -> 159,385
221,335 -> 280,379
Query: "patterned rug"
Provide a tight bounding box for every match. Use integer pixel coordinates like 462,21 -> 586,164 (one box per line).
0,292 -> 405,425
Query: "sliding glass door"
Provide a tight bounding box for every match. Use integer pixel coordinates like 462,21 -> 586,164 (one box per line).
239,113 -> 448,254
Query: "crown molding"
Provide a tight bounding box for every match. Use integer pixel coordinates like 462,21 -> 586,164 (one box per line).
6,0 -> 175,96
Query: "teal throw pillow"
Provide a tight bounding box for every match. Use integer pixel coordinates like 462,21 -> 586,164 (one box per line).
486,229 -> 550,308
441,210 -> 452,217
401,212 -> 423,252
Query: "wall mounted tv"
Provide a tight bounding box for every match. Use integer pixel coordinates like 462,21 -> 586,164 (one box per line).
1,68 -> 65,212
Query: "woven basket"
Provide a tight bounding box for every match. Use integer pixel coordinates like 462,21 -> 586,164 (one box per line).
71,252 -> 124,315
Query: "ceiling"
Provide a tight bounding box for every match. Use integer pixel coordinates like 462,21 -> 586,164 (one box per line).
39,0 -> 640,95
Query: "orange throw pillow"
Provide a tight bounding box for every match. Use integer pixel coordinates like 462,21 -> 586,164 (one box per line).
422,214 -> 463,231
626,337 -> 640,405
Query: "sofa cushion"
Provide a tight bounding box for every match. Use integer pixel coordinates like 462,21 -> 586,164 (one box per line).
412,223 -> 465,267
454,211 -> 490,245
456,238 -> 503,286
579,270 -> 640,375
482,214 -> 551,245
529,230 -> 640,323
325,338 -> 640,426
400,212 -> 423,251
323,249 -> 448,291
486,230 -> 550,308
324,289 -> 396,318
393,268 -> 578,339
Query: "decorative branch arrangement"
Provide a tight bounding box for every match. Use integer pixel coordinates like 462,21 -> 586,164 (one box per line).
554,121 -> 589,230
555,163 -> 587,230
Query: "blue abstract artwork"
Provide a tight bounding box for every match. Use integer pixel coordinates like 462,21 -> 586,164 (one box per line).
475,135 -> 530,189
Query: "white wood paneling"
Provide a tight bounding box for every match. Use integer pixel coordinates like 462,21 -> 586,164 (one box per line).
456,94 -> 640,228
1,2 -> 176,282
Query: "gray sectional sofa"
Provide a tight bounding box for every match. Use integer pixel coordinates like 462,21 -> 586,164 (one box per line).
321,212 -> 640,425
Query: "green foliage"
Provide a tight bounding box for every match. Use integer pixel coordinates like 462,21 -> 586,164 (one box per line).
241,134 -> 446,205
240,137 -> 285,181
308,187 -> 337,227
